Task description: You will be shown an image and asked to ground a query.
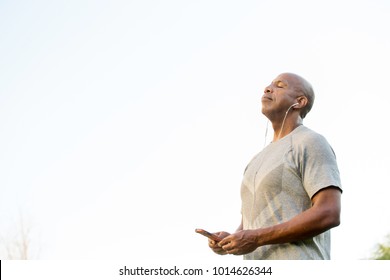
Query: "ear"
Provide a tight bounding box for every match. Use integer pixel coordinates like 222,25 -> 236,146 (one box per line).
294,96 -> 308,109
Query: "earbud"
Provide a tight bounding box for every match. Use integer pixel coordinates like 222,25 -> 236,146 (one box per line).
286,102 -> 299,112
284,102 -> 300,115
279,102 -> 302,139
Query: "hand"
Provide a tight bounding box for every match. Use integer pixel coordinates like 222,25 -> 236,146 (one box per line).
218,230 -> 259,255
208,231 -> 230,255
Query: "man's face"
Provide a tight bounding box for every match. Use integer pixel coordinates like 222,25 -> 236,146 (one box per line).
261,73 -> 300,118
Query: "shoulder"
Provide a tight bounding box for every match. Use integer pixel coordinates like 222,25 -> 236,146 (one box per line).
291,126 -> 335,155
293,126 -> 329,144
293,126 -> 326,142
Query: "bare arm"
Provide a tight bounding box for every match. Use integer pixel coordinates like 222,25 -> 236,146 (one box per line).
219,187 -> 341,255
257,186 -> 341,245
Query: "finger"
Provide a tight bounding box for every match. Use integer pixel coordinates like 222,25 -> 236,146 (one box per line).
215,248 -> 228,255
218,234 -> 234,246
221,242 -> 234,252
227,247 -> 242,255
218,237 -> 233,248
218,238 -> 228,247
210,243 -> 227,255
225,248 -> 235,255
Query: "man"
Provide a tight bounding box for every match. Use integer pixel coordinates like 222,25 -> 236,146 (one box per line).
208,73 -> 342,259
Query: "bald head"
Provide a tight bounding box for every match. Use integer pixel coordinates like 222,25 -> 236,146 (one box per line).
279,73 -> 315,119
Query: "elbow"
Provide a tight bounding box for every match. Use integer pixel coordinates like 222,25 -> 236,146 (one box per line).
330,203 -> 341,228
329,215 -> 340,228
323,209 -> 341,229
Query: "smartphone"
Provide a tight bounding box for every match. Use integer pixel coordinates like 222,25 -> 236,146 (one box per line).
195,228 -> 222,242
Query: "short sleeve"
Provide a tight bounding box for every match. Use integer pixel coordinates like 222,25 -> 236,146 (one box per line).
294,132 -> 342,199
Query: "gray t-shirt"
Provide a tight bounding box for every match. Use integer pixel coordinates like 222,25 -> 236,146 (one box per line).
241,125 -> 342,260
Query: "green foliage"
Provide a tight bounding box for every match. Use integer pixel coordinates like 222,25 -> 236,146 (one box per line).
371,234 -> 390,260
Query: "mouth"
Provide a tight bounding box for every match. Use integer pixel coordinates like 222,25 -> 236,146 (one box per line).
261,96 -> 273,102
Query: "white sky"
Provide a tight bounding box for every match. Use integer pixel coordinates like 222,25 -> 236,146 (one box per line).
0,0 -> 389,261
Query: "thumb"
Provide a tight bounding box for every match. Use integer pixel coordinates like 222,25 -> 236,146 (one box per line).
218,235 -> 232,247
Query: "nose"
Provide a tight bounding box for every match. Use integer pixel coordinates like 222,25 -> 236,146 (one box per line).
264,86 -> 272,94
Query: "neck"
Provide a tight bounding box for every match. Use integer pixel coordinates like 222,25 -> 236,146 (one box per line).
272,116 -> 302,142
